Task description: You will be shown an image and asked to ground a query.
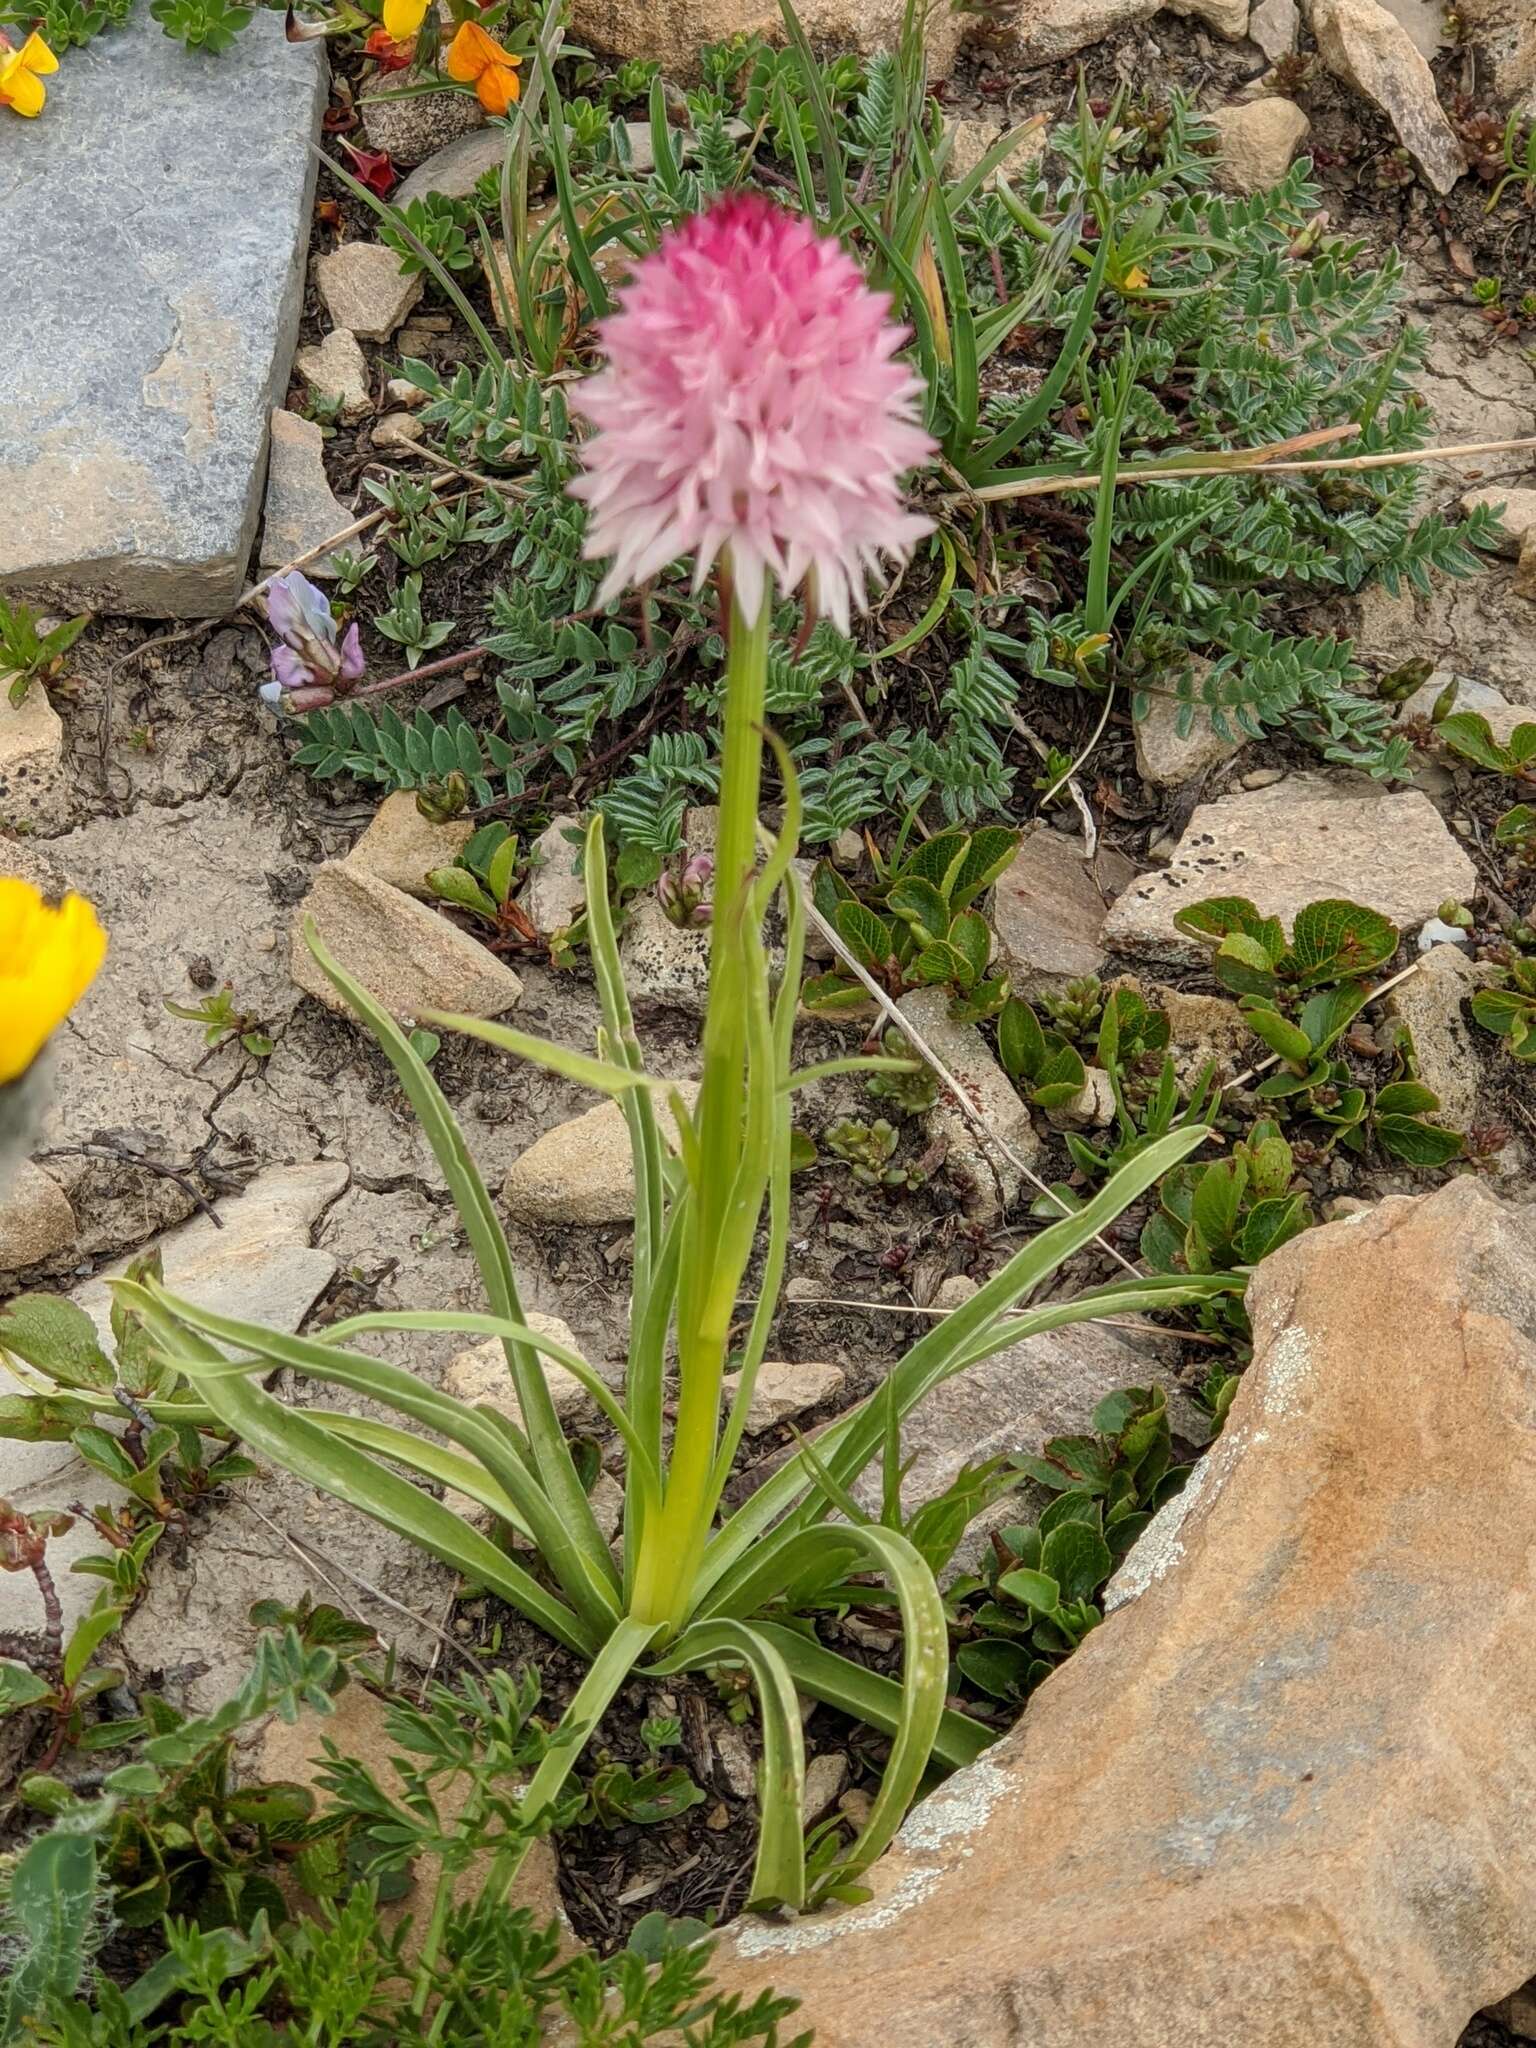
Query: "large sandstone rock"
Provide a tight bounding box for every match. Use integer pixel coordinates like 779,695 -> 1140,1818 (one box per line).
1312,0 -> 1466,195
0,10 -> 326,616
292,862 -> 523,1023
713,1181 -> 1536,2047
1101,777 -> 1475,964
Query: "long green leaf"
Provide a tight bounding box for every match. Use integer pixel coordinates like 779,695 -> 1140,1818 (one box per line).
301,921 -> 614,1607
780,0 -> 846,222
702,1523 -> 947,1889
700,1125 -> 1217,1600
753,1621 -> 992,1772
650,1619 -> 807,1910
421,1013 -> 662,1099
132,1303 -> 594,1655
126,1282 -> 621,1629
964,219 -> 1109,476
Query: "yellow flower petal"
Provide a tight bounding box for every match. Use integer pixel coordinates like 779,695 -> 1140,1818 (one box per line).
380,0 -> 428,43
0,881 -> 107,1084
19,32 -> 59,73
0,60 -> 45,115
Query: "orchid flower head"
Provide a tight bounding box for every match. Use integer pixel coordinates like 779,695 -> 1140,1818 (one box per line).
569,191 -> 935,632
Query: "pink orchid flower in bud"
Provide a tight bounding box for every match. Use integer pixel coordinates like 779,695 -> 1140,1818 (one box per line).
261,571 -> 365,712
569,192 -> 934,630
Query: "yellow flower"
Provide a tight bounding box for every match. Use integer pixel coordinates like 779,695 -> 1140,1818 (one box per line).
380,0 -> 429,42
0,31 -> 59,119
0,880 -> 106,1085
445,19 -> 520,114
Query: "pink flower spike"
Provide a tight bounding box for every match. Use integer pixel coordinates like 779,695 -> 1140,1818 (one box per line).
569,193 -> 935,632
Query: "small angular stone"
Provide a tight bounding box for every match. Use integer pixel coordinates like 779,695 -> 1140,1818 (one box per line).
1460,484 -> 1536,556
519,816 -> 588,935
1101,778 -> 1476,964
1385,943 -> 1499,1131
1311,0 -> 1466,194
720,1360 -> 847,1434
442,1313 -> 589,1425
0,686 -> 67,832
343,790 -> 475,899
1394,671 -> 1529,745
1248,0 -> 1299,58
991,829 -> 1136,992
361,82 -> 482,167
372,412 -> 425,454
1516,531 -> 1536,603
898,986 -> 1039,1222
259,410 -> 351,578
1209,98 -> 1310,194
0,10 -> 327,616
1113,976 -> 1257,1088
294,329 -> 372,422
1132,686 -> 1242,787
502,1085 -> 699,1226
942,114 -> 1047,187
1164,0 -> 1249,36
292,862 -> 522,1022
0,1162 -> 77,1272
802,1753 -> 850,1825
314,243 -> 422,343
1005,0 -> 1161,62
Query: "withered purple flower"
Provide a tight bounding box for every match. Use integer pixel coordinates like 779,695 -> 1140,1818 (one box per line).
260,572 -> 365,712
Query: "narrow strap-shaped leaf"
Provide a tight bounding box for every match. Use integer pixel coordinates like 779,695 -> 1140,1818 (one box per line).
701,1523 -> 948,1891
779,0 -> 846,222
306,1307 -> 658,1500
964,217 -> 1110,476
699,1125 -> 1217,1600
126,1280 -> 621,1628
421,1014 -> 662,1099
300,1411 -> 532,1537
647,1617 -> 807,1911
484,1617 -> 662,1904
583,813 -> 665,1302
300,919 -> 615,1608
135,1304 -> 594,1655
752,1621 -> 992,1773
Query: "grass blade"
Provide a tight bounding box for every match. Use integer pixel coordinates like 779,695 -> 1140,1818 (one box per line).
753,1621 -> 992,1772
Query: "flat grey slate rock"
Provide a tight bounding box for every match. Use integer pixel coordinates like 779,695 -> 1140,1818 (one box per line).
0,13 -> 326,617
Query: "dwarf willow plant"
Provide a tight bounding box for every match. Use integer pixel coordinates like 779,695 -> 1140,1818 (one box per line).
118,191 -> 1229,1919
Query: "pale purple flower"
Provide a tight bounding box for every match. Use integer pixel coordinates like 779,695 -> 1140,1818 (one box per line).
569,192 -> 935,631
658,850 -> 713,928
261,571 -> 365,711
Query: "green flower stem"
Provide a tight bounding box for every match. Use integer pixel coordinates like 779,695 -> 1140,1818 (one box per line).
629,579 -> 772,1632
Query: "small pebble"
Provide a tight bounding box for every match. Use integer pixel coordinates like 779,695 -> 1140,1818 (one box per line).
385,376 -> 428,409
253,929 -> 278,953
373,411 -> 424,453
1241,768 -> 1286,790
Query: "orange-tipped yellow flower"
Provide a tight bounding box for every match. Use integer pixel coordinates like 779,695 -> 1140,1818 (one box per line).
0,31 -> 59,118
445,19 -> 520,114
0,880 -> 106,1085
